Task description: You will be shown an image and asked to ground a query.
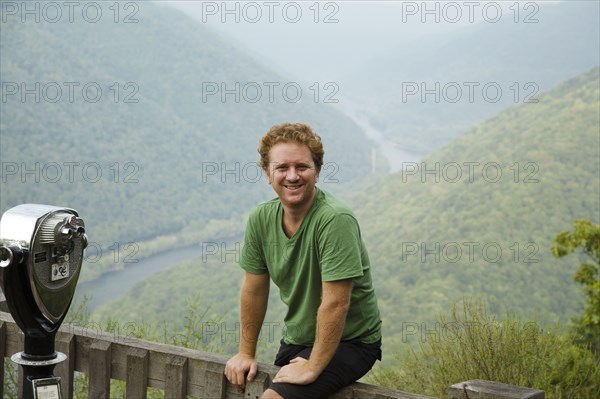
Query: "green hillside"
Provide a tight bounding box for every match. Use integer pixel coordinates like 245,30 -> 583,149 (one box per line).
354,67 -> 600,348
0,1 -> 381,281
93,67 -> 600,362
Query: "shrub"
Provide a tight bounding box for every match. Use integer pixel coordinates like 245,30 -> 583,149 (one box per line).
369,298 -> 600,399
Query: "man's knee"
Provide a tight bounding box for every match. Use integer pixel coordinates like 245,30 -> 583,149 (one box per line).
261,388 -> 284,399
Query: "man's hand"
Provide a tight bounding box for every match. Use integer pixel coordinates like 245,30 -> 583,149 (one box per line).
272,357 -> 320,385
224,353 -> 258,391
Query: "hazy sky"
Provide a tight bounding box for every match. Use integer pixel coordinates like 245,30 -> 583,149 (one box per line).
163,1 -> 483,81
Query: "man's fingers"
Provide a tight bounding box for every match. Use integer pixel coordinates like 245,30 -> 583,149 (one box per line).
273,365 -> 288,383
247,362 -> 258,382
237,371 -> 246,390
224,365 -> 244,390
224,355 -> 258,391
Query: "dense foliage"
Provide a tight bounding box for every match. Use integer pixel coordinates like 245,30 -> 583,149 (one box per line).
552,220 -> 600,355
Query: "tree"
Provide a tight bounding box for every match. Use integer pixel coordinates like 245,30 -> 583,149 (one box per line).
552,219 -> 600,355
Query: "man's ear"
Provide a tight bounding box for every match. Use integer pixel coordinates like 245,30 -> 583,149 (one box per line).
264,168 -> 272,184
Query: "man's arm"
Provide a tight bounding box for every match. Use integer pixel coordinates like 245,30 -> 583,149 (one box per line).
273,278 -> 352,385
225,271 -> 270,390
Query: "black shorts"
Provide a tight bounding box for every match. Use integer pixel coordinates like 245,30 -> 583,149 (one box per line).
269,338 -> 382,399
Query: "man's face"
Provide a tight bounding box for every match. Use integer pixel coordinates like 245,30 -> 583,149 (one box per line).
267,141 -> 319,213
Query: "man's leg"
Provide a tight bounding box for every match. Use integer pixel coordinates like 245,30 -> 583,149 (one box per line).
267,339 -> 382,399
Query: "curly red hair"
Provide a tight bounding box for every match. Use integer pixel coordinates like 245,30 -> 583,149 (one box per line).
258,123 -> 324,173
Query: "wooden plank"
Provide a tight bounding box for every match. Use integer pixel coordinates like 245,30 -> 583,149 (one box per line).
68,320 -> 105,375
17,363 -> 23,399
164,355 -> 188,399
55,331 -> 76,399
204,359 -> 226,399
0,317 -> 27,399
0,322 -> 5,399
126,347 -> 149,399
448,380 -> 545,399
351,383 -> 438,399
331,385 -> 355,399
88,340 -> 112,399
244,371 -> 271,399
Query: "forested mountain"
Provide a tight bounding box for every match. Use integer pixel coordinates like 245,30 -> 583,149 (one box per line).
355,66 -> 600,348
0,1 -> 379,270
93,67 -> 600,360
343,1 -> 600,157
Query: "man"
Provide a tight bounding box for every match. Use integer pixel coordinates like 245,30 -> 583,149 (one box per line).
225,123 -> 382,399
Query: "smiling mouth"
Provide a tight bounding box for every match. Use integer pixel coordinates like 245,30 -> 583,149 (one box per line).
284,184 -> 303,191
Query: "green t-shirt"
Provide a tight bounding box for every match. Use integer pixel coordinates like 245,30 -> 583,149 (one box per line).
240,188 -> 382,345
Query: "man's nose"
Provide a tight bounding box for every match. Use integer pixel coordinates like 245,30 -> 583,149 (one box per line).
286,168 -> 299,180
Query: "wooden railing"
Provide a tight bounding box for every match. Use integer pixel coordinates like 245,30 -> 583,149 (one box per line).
0,311 -> 544,399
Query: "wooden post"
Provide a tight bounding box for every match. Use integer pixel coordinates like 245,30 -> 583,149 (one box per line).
244,371 -> 271,399
126,347 -> 149,399
89,340 -> 112,399
56,331 -> 76,399
204,361 -> 227,399
16,329 -> 23,399
448,380 -> 545,399
165,355 -> 188,399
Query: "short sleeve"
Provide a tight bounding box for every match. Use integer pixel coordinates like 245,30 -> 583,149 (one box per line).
318,214 -> 364,281
240,210 -> 269,275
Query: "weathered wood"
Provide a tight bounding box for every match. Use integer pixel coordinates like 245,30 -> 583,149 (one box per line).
350,383 -> 439,399
244,371 -> 271,399
56,331 -> 76,399
126,347 -> 149,399
165,355 -> 188,399
0,317 -> 24,399
331,385 -> 355,399
17,368 -> 24,399
0,321 -> 5,399
204,360 -> 227,399
448,380 -> 545,399
89,340 -> 112,399
0,292 -> 8,312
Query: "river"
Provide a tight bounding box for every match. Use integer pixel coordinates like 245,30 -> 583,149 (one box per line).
335,98 -> 422,172
74,244 -> 205,312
